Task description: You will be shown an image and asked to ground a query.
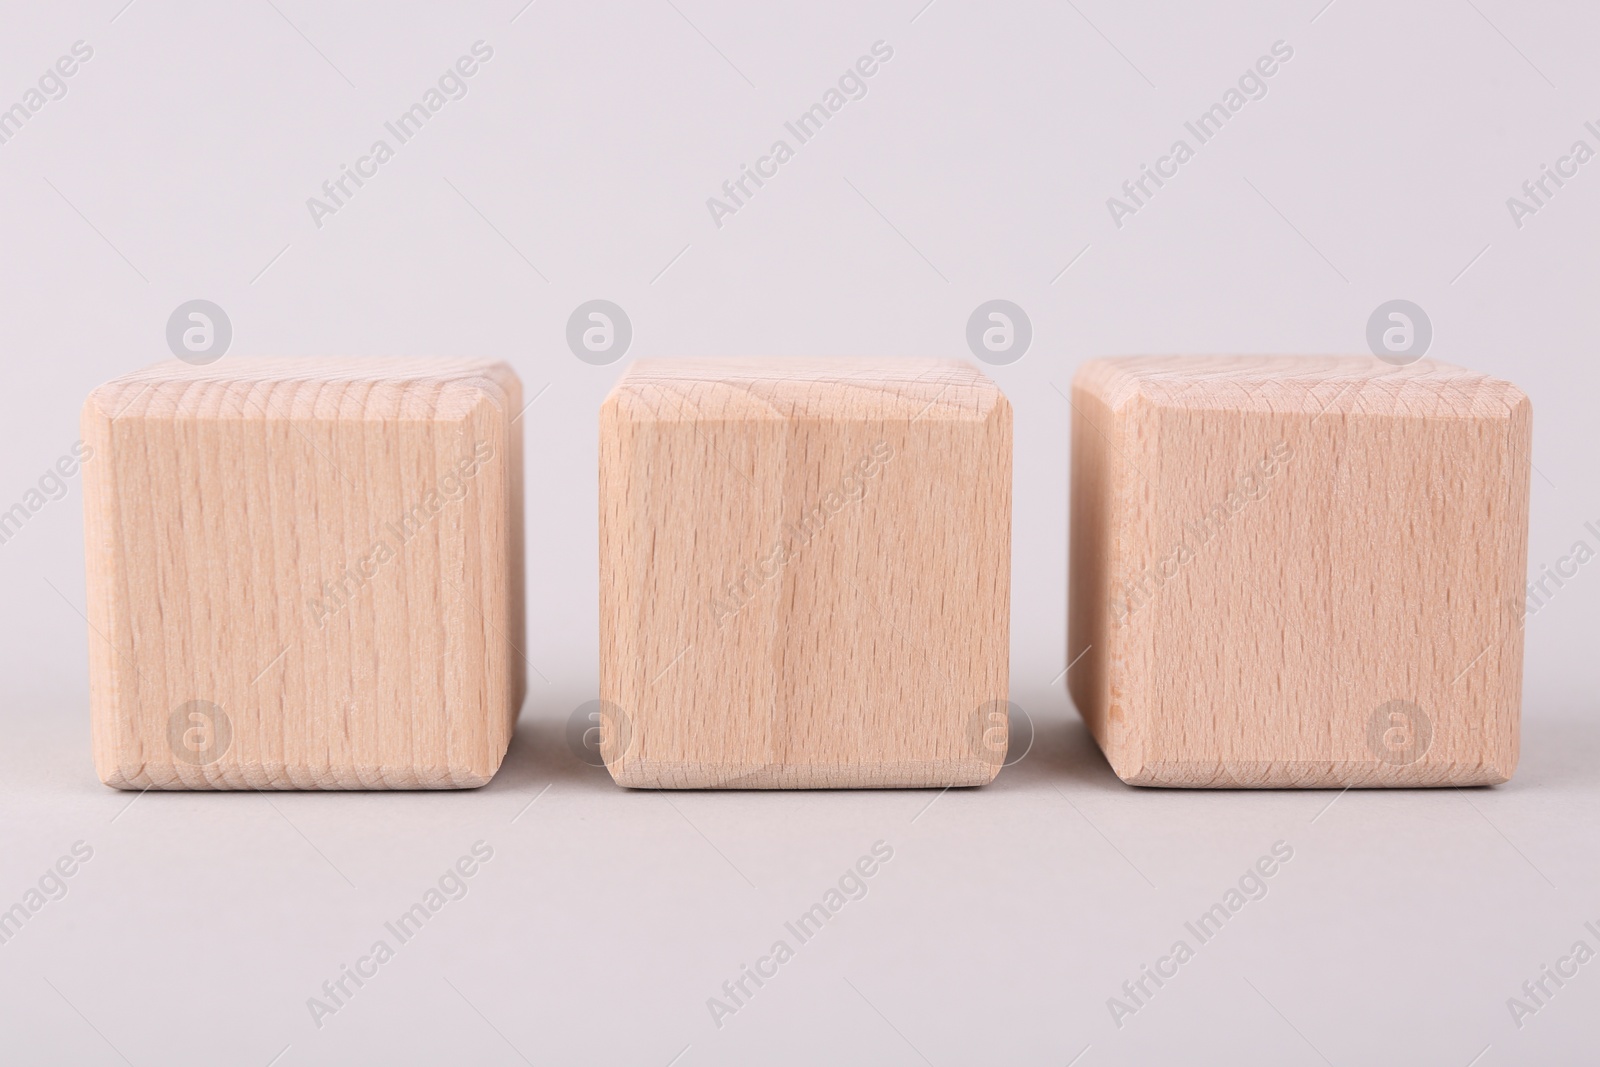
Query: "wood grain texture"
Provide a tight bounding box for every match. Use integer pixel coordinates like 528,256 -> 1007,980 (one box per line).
600,358 -> 1011,788
82,358 -> 525,789
1068,356 -> 1530,787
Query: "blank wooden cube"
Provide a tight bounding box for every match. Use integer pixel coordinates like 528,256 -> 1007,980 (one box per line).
600,359 -> 1010,788
1068,357 -> 1530,787
82,358 -> 525,789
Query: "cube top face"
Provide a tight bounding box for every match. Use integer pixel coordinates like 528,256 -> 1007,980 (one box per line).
84,357 -> 517,422
606,358 -> 1004,421
1076,355 -> 1524,418
601,358 -> 1011,789
82,358 -> 525,789
1068,356 -> 1530,788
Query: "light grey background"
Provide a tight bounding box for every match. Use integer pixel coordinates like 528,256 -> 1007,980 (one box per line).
1,1 -> 1597,1063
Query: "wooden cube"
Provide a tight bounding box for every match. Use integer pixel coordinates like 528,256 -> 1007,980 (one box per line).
81,358 -> 525,789
600,359 -> 1011,788
1068,357 -> 1530,787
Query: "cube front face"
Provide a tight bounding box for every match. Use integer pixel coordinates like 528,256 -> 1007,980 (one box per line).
82,359 -> 525,789
601,359 -> 1010,789
1069,357 -> 1530,788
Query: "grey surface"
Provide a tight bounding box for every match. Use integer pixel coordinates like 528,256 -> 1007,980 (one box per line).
1,1 -> 1597,1064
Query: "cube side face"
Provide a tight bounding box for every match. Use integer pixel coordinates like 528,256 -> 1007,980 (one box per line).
83,368 -> 519,790
477,365 -> 527,726
1067,374 -> 1137,777
1092,370 -> 1528,787
600,373 -> 1010,788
